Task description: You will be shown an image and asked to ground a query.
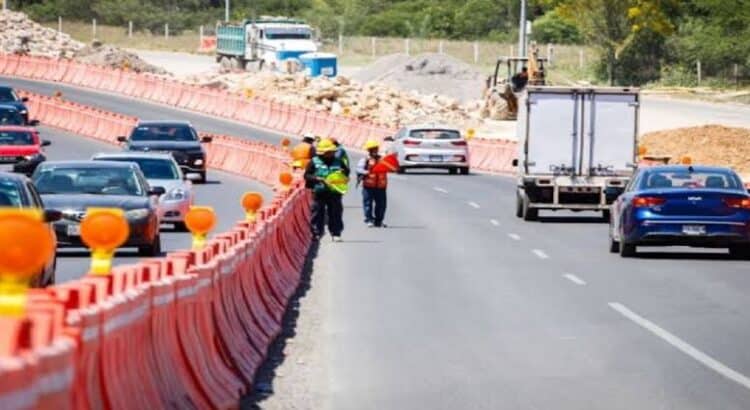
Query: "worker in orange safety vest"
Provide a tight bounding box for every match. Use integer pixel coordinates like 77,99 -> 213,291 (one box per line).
356,139 -> 388,228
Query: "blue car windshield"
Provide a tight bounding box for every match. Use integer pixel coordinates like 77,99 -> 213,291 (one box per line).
640,169 -> 744,191
101,157 -> 180,180
0,89 -> 18,103
0,109 -> 23,125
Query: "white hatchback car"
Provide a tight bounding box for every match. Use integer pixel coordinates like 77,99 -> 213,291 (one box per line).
386,124 -> 470,174
92,152 -> 196,231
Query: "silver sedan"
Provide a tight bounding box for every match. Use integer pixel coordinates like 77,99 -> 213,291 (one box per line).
92,152 -> 195,231
386,124 -> 470,175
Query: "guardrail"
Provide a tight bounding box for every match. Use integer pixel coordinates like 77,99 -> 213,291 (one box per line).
0,53 -> 518,175
0,91 -> 312,409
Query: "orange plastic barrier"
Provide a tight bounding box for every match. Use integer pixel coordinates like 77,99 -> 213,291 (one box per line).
1,88 -> 314,409
198,36 -> 218,53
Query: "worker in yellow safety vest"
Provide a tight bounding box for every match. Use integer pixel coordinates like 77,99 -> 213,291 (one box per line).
356,140 -> 388,228
304,139 -> 350,241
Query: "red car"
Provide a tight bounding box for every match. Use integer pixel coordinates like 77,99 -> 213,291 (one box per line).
0,126 -> 51,175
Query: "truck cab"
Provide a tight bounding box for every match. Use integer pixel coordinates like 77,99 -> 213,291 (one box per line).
514,86 -> 640,221
216,18 -> 318,71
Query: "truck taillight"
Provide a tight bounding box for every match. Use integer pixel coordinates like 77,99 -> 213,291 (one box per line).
632,196 -> 665,208
451,140 -> 467,146
403,140 -> 421,146
723,197 -> 750,209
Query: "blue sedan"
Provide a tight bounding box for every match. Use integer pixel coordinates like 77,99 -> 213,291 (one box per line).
609,165 -> 750,258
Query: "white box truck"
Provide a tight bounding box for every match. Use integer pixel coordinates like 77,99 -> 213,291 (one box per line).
513,86 -> 640,221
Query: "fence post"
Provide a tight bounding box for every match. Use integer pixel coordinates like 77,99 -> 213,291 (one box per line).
371,37 -> 376,58
338,34 -> 343,55
510,45 -> 514,57
547,44 -> 553,66
58,16 -> 62,34
128,21 -> 133,38
697,60 -> 702,85
165,23 -> 169,39
92,19 -> 97,39
579,49 -> 584,69
199,25 -> 203,43
438,40 -> 443,54
405,38 -> 410,56
735,63 -> 739,88
473,41 -> 479,64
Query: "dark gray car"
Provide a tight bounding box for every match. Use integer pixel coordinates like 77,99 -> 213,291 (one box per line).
32,161 -> 164,256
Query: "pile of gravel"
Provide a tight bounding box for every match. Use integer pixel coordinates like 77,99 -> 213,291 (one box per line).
0,10 -> 83,58
352,53 -> 488,103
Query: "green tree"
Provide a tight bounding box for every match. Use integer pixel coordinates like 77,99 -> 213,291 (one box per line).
532,8 -> 581,44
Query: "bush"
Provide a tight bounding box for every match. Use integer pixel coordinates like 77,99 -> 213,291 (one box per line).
532,9 -> 581,44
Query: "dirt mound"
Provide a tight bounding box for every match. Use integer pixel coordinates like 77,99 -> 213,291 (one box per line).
0,10 -> 83,58
352,53 -> 487,103
640,125 -> 750,174
74,43 -> 168,74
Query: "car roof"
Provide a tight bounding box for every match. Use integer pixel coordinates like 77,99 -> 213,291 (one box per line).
136,120 -> 193,127
404,124 -> 460,132
642,165 -> 736,174
0,126 -> 35,132
0,104 -> 19,111
0,86 -> 12,91
93,152 -> 176,160
0,171 -> 30,182
39,160 -> 139,169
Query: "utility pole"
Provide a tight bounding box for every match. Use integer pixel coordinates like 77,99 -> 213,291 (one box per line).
518,0 -> 527,58
225,0 -> 230,22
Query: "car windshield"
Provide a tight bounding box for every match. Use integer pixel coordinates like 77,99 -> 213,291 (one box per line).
265,29 -> 312,40
408,129 -> 461,140
0,131 -> 34,145
33,166 -> 145,196
0,179 -> 24,206
100,157 -> 180,180
641,169 -> 744,191
0,109 -> 23,126
0,89 -> 18,103
130,125 -> 197,142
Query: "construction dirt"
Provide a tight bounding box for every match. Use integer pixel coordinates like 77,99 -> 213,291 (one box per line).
640,125 -> 750,175
0,10 -> 166,74
352,53 -> 488,103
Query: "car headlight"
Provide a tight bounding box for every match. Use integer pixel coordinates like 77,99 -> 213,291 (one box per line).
194,159 -> 204,166
163,188 -> 187,201
23,154 -> 42,161
19,109 -> 27,114
125,208 -> 151,220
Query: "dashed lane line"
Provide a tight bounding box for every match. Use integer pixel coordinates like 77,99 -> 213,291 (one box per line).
490,219 -> 500,226
433,187 -> 448,194
508,233 -> 521,241
532,249 -> 549,259
468,201 -> 481,209
562,274 -> 587,285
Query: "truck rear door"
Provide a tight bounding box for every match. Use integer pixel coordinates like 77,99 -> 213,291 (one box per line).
524,91 -> 579,175
582,90 -> 639,176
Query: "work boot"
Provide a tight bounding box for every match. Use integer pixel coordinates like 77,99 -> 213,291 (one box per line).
332,236 -> 342,242
366,222 -> 375,228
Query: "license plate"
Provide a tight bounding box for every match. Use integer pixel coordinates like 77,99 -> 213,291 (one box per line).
67,224 -> 81,236
0,156 -> 16,163
429,155 -> 442,162
682,225 -> 706,236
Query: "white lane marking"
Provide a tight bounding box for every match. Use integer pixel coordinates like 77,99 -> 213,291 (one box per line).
508,233 -> 521,241
490,219 -> 500,226
433,187 -> 448,194
562,274 -> 586,286
609,302 -> 750,391
532,249 -> 549,259
468,201 -> 481,209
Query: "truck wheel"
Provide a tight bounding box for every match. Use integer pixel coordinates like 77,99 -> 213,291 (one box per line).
729,245 -> 750,260
515,190 -> 524,218
522,194 -> 538,221
229,57 -> 241,71
219,56 -> 231,73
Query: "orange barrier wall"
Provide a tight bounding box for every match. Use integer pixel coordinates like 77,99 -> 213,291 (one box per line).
198,36 -> 217,53
0,53 -> 519,174
0,91 -> 312,409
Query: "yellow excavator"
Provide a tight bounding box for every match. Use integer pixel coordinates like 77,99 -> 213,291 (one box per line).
484,44 -> 548,120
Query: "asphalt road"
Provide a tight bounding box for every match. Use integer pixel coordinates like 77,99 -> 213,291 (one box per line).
37,125 -> 270,283
7,76 -> 750,409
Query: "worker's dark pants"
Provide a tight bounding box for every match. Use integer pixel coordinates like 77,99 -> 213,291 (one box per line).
362,187 -> 387,226
311,192 -> 344,237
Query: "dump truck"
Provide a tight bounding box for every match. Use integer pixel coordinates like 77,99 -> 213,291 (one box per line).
216,18 -> 318,72
513,86 -> 640,221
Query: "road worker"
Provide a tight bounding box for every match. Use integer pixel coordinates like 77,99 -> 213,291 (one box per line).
357,139 -> 388,228
330,137 -> 350,169
304,138 -> 350,242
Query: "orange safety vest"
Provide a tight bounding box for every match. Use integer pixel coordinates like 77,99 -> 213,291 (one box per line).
363,158 -> 388,189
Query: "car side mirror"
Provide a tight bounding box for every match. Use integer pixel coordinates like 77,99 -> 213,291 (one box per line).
149,186 -> 166,196
28,119 -> 40,126
384,136 -> 394,142
41,140 -> 51,147
43,209 -> 62,223
511,158 -> 519,167
21,97 -> 29,103
116,136 -> 127,143
201,136 -> 213,143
